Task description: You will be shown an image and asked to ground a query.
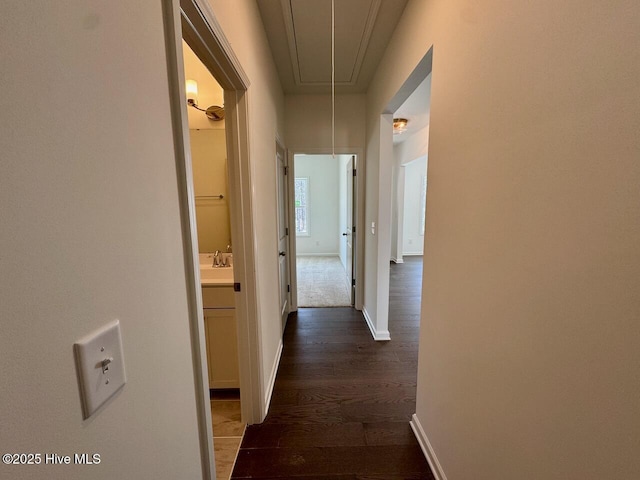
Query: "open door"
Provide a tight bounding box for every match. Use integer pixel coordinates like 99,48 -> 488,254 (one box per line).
344,156 -> 356,305
276,141 -> 290,332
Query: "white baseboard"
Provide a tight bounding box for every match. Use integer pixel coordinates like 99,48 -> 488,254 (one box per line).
402,252 -> 424,256
263,339 -> 284,414
362,307 -> 391,341
410,414 -> 448,480
391,257 -> 404,264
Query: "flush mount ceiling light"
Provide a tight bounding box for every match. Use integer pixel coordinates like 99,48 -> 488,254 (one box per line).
393,118 -> 409,134
185,79 -> 225,121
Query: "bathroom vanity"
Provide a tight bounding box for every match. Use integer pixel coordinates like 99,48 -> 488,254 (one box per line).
200,257 -> 239,389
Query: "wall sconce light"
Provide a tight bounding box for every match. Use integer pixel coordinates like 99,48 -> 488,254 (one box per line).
185,79 -> 225,121
186,79 -> 199,104
393,118 -> 408,134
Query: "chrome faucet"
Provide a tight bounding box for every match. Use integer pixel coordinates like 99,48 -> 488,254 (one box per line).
213,250 -> 221,267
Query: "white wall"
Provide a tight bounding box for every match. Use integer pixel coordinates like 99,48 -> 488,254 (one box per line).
367,1 -> 640,479
285,94 -> 366,150
402,156 -> 427,255
363,113 -> 394,339
390,161 -> 404,263
391,125 -> 430,262
190,129 -> 231,252
0,2 -> 203,479
295,155 -> 340,255
395,125 -> 430,167
207,0 -> 286,407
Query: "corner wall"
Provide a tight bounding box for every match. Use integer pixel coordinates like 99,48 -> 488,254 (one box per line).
0,1 -> 203,478
366,0 -> 640,478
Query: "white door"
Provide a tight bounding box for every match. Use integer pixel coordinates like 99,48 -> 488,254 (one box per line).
276,143 -> 290,332
344,156 -> 355,305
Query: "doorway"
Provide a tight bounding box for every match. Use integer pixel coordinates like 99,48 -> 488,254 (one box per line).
370,49 -> 432,341
393,155 -> 428,262
388,72 -> 431,338
182,39 -> 244,480
165,0 -> 264,478
292,153 -> 356,308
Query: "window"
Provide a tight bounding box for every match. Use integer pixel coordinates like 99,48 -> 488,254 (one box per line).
294,177 -> 309,235
420,174 -> 427,235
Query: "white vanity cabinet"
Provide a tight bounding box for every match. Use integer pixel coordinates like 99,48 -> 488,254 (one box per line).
202,286 -> 239,389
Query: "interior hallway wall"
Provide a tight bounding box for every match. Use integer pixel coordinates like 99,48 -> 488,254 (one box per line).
208,0 -> 286,410
0,1 -> 204,478
366,0 -> 640,479
285,94 -> 366,151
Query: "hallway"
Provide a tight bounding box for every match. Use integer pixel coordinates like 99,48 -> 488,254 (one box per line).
231,258 -> 432,478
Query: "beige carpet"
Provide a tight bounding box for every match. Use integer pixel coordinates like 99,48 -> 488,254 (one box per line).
296,256 -> 351,307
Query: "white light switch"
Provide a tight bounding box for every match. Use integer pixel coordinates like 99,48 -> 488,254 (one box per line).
371,221 -> 376,235
74,320 -> 126,419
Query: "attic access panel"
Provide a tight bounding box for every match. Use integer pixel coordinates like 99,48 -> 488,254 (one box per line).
285,0 -> 381,86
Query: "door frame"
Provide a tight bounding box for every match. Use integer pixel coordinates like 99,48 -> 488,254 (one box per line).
287,147 -> 365,311
163,0 -> 263,477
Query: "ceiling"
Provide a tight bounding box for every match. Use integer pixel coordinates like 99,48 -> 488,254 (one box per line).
257,0 -> 408,94
256,0 -> 429,145
183,4 -> 429,146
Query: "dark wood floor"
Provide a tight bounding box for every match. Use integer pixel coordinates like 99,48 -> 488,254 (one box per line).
232,256 -> 433,479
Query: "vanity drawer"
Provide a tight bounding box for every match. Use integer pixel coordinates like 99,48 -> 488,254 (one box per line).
201,286 -> 235,309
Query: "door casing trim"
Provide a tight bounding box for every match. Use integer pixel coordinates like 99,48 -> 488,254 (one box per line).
287,147 -> 365,311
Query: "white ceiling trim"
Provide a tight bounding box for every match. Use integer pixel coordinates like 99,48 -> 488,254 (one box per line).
347,0 -> 381,85
280,0 -> 381,87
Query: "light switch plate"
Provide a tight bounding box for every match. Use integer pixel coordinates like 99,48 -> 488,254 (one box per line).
74,320 -> 126,419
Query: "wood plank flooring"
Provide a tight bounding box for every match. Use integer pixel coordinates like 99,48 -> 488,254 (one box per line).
232,257 -> 433,479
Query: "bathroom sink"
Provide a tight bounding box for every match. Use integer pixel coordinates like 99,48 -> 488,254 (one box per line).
200,265 -> 234,284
